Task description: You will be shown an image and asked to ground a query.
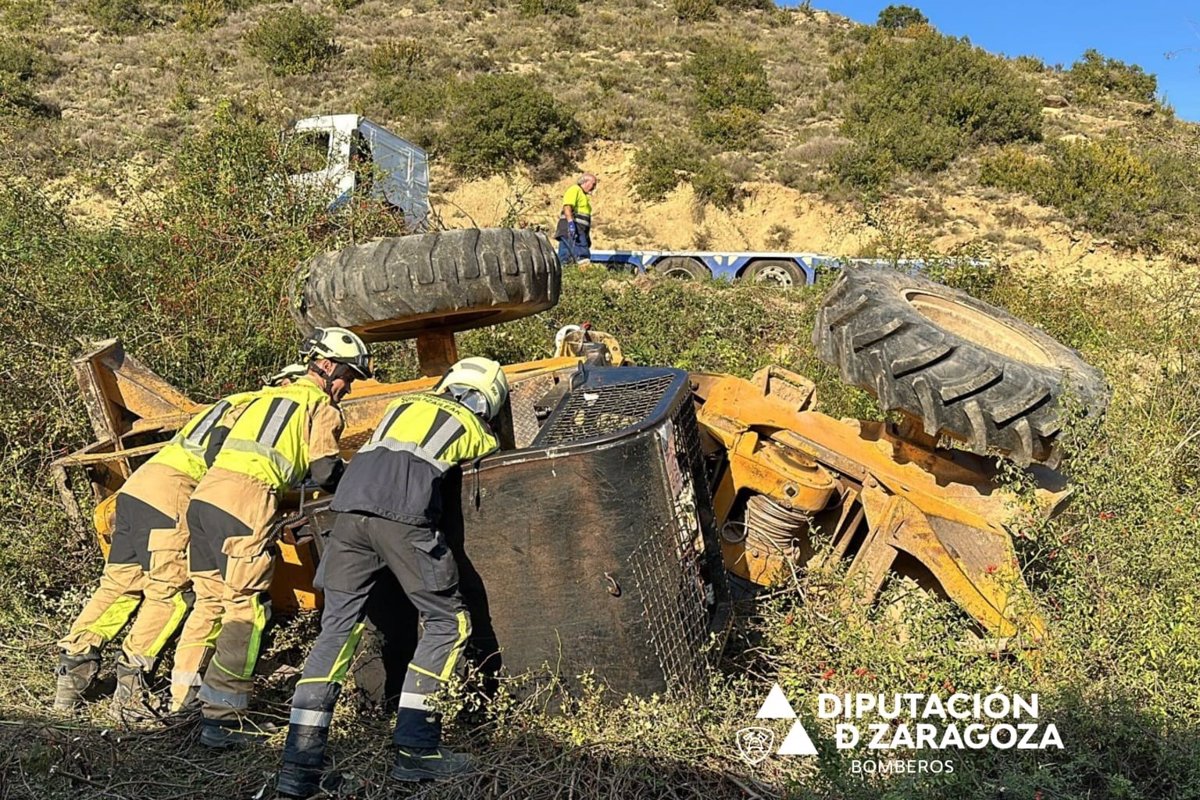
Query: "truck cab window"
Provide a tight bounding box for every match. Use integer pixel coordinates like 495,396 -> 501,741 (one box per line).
281,130 -> 332,175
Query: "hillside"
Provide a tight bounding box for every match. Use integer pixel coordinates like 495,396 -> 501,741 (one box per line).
4,0 -> 1197,277
3,3 -> 1200,800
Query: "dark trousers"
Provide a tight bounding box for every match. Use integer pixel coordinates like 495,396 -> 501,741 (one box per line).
282,512 -> 474,768
556,226 -> 591,264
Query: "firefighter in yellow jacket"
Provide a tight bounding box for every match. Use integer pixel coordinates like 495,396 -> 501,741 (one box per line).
55,390 -> 257,719
173,329 -> 372,748
276,357 -> 507,795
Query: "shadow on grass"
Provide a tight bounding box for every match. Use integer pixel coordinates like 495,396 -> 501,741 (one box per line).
0,701 -> 771,800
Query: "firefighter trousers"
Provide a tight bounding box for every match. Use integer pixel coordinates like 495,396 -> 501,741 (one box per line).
283,512 -> 472,769
59,463 -> 195,672
171,468 -> 277,717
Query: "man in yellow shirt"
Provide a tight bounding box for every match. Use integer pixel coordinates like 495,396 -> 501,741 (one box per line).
555,173 -> 597,264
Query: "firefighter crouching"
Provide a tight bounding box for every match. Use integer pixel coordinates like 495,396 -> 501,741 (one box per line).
277,357 -> 508,796
171,328 -> 373,748
54,392 -> 256,719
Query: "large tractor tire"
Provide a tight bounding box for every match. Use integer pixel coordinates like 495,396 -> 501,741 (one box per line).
813,267 -> 1109,465
290,228 -> 560,341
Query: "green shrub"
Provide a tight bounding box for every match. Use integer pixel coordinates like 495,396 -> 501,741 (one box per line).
692,105 -> 762,149
371,76 -> 448,125
875,3 -> 927,29
631,137 -> 700,201
683,41 -> 773,147
684,40 -> 774,113
1013,54 -> 1046,73
178,0 -> 224,30
367,39 -> 428,79
832,140 -> 899,191
690,158 -> 738,208
834,29 -> 1041,189
83,0 -> 150,33
980,138 -> 1194,251
518,0 -> 577,17
439,74 -> 581,175
0,0 -> 50,29
0,39 -> 56,117
243,8 -> 338,76
673,0 -> 716,22
178,0 -> 255,31
630,137 -> 737,207
0,38 -> 54,82
0,72 -> 41,116
1067,48 -> 1157,104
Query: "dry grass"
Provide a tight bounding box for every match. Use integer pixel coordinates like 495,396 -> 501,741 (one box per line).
0,615 -> 777,800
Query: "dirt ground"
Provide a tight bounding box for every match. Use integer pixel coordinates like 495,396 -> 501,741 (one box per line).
434,141 -> 1172,282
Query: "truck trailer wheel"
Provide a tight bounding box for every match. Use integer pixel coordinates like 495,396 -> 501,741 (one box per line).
289,228 -> 560,341
652,257 -> 711,281
813,267 -> 1108,465
742,259 -> 806,287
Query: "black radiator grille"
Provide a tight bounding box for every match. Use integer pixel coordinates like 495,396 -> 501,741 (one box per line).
625,381 -> 728,693
629,518 -> 712,692
535,375 -> 676,446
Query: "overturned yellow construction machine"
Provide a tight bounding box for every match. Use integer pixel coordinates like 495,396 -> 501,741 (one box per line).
53,229 -> 1107,696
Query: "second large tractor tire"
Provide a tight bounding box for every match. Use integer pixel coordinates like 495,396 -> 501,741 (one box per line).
290,228 -> 560,341
813,267 -> 1109,465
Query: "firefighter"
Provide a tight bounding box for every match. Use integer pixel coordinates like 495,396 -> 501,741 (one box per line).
276,357 -> 508,795
54,390 -> 256,720
174,328 -> 373,748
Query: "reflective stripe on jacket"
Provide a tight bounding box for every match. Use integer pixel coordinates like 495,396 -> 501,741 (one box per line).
330,392 -> 499,526
149,392 -> 257,482
211,378 -> 332,491
559,184 -> 592,228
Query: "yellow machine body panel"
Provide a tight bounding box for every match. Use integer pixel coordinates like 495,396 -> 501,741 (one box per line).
60,338 -> 1060,639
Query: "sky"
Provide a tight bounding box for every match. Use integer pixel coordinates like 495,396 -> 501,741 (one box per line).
792,1 -> 1200,121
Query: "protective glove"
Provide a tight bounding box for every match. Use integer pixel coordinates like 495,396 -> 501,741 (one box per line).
567,220 -> 578,238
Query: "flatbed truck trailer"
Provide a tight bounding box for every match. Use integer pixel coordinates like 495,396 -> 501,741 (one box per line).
588,249 -> 933,286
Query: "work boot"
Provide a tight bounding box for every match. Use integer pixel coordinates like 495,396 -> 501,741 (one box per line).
199,717 -> 280,750
390,746 -> 474,782
277,762 -> 357,799
53,649 -> 100,711
277,759 -> 350,799
276,759 -> 322,799
110,660 -> 160,722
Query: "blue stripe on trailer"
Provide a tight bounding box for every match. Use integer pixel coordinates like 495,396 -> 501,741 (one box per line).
588,250 -> 984,285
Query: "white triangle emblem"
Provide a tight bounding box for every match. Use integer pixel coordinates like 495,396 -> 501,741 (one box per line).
755,683 -> 796,719
777,720 -> 818,756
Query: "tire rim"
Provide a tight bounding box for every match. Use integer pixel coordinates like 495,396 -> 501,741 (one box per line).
753,266 -> 794,286
903,291 -> 1056,367
664,268 -> 695,280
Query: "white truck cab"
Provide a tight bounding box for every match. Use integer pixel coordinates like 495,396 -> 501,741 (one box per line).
283,114 -> 430,229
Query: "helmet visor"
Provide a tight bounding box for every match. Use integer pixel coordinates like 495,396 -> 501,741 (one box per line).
446,385 -> 491,419
330,355 -> 373,380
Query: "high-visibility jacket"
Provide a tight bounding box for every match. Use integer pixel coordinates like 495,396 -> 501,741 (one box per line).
211,378 -> 340,492
331,392 -> 499,526
150,392 -> 258,482
560,184 -> 592,229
